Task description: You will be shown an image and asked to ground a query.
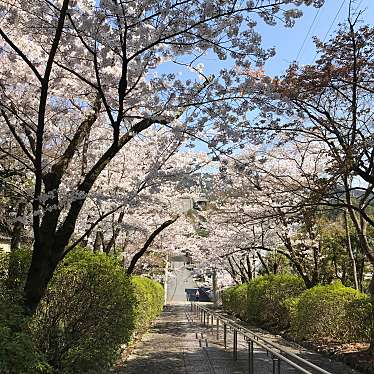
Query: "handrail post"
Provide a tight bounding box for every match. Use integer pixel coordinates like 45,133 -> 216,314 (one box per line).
233,329 -> 238,360
216,318 -> 219,340
224,323 -> 227,349
250,340 -> 254,374
272,355 -> 280,374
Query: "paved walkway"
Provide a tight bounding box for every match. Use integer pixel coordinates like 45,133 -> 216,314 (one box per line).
115,304 -> 248,374
114,304 -> 361,374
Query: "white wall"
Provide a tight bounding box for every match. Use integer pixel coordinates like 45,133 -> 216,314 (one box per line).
0,240 -> 11,253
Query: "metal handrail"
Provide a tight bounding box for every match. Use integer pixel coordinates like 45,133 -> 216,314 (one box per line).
204,307 -> 330,373
192,303 -> 333,374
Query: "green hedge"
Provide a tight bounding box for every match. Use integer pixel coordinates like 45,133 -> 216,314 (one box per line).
0,249 -> 50,373
222,284 -> 248,320
222,275 -> 371,344
290,282 -> 371,343
222,275 -> 305,330
132,276 -> 164,334
0,248 -> 165,373
31,250 -> 136,373
0,299 -> 51,374
246,274 -> 306,330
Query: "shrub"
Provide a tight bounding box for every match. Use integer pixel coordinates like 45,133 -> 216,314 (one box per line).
31,250 -> 136,373
0,249 -> 165,373
132,276 -> 164,334
290,282 -> 371,343
0,249 -> 50,374
222,275 -> 305,331
222,284 -> 248,320
0,247 -> 32,296
246,274 -> 306,330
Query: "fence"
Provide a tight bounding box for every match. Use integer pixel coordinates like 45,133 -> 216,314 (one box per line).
191,303 -> 333,374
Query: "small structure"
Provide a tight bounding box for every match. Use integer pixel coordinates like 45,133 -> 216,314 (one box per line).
185,287 -> 212,302
179,197 -> 194,213
0,235 -> 11,253
193,194 -> 208,211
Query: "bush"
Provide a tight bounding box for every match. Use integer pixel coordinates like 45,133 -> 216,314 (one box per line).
222,284 -> 248,320
222,275 -> 305,331
0,249 -> 50,374
0,249 -> 165,373
132,276 -> 164,334
246,274 -> 306,330
290,282 -> 371,343
0,247 -> 32,296
31,250 -> 136,373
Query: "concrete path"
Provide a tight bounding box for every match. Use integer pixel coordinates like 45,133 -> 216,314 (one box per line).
115,304 -> 250,374
115,257 -> 362,374
115,304 -> 361,374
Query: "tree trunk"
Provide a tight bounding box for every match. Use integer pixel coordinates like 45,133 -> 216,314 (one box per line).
23,240 -> 61,315
93,230 -> 104,252
227,256 -> 240,284
246,254 -> 253,281
127,217 -> 178,275
256,250 -> 270,275
104,211 -> 124,253
344,209 -> 359,290
10,202 -> 26,250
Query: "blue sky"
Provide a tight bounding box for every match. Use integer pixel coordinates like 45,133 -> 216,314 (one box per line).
158,0 -> 373,80
252,0 -> 373,76
156,0 -> 373,157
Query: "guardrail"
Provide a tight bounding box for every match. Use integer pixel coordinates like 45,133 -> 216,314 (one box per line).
191,303 -> 333,374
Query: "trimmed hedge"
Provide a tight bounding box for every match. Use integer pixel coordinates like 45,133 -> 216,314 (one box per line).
290,282 -> 371,343
132,276 -> 164,334
0,249 -> 50,373
0,249 -> 164,373
221,284 -> 248,320
222,275 -> 372,344
0,299 -> 51,374
246,274 -> 305,330
31,250 -> 136,373
222,274 -> 305,330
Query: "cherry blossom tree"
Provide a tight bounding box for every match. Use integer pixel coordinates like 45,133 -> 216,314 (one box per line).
254,20 -> 374,258
0,0 -> 324,313
197,141 -> 360,287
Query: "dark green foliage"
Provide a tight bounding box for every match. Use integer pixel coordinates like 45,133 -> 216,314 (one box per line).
222,284 -> 248,319
0,249 -> 164,373
132,276 -> 164,334
0,301 -> 51,374
0,247 -> 31,295
290,282 -> 371,343
246,274 -> 305,330
222,275 -> 371,344
0,249 -> 50,373
31,250 -> 136,373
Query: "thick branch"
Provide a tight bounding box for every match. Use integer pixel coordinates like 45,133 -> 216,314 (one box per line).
127,216 -> 179,275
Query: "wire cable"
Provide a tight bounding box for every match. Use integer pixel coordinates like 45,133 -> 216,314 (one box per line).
313,0 -> 347,62
295,6 -> 321,62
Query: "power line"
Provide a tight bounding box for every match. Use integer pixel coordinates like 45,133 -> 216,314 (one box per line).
353,0 -> 365,13
313,0 -> 347,62
295,6 -> 321,62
